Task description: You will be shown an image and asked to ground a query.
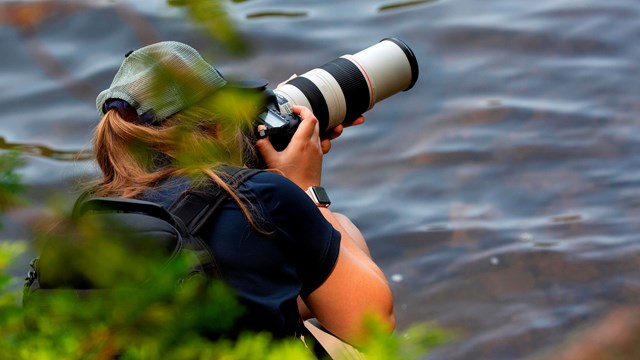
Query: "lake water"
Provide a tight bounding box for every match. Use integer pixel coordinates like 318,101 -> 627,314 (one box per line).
2,0 -> 640,359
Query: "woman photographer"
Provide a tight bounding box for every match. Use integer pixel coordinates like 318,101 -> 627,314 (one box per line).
92,41 -> 394,349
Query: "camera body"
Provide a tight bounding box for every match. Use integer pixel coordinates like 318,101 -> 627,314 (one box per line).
256,91 -> 300,151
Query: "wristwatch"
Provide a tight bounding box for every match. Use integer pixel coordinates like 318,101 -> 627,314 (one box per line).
305,186 -> 331,208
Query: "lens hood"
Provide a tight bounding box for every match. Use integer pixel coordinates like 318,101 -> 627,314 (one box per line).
381,37 -> 419,90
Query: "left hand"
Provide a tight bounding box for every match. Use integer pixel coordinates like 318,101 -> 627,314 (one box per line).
278,74 -> 365,155
320,115 -> 365,154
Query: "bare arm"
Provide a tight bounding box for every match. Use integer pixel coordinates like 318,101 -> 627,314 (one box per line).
304,208 -> 395,345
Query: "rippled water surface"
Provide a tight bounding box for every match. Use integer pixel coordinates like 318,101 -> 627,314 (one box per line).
2,0 -> 640,359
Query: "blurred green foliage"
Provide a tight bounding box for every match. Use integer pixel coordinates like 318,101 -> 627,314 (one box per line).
168,87 -> 264,172
0,151 -> 26,219
168,0 -> 247,54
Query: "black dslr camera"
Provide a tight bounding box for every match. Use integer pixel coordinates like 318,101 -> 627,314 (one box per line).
256,90 -> 300,152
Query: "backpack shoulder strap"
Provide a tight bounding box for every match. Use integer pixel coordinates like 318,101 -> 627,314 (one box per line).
168,167 -> 263,235
77,197 -> 178,226
71,189 -> 94,218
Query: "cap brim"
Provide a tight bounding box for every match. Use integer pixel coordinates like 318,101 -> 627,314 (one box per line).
226,79 -> 269,90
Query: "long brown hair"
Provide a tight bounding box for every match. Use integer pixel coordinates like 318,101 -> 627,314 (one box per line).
90,98 -> 264,231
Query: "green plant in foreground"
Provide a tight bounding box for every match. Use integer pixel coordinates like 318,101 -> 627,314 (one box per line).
0,151 -> 26,217
5,241 -> 450,360
168,0 -> 247,55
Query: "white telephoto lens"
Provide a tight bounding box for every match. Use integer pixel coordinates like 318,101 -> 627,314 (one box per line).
273,38 -> 419,131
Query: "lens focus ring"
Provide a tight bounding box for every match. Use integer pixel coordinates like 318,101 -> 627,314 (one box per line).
286,77 -> 330,130
320,58 -> 370,125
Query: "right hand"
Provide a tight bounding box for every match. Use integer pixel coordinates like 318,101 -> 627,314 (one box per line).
255,105 -> 324,190
277,74 -> 366,155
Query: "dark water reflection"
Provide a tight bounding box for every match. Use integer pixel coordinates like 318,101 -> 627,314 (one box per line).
2,0 -> 640,359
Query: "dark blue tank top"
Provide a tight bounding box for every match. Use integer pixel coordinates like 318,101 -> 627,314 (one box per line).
139,170 -> 341,337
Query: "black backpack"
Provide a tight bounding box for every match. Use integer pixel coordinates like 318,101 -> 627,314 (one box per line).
23,167 -> 261,303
